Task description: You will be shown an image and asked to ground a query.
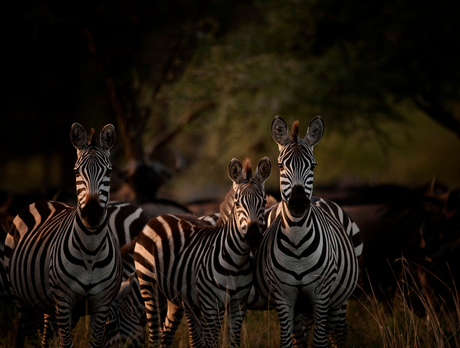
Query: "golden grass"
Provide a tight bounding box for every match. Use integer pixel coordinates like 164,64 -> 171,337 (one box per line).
2,264 -> 460,348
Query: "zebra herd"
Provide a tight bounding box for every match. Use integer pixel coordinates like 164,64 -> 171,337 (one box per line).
0,116 -> 363,348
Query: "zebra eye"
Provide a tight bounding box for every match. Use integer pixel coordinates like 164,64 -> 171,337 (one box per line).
311,163 -> 317,171
106,169 -> 112,176
278,163 -> 284,169
234,200 -> 240,207
74,169 -> 80,176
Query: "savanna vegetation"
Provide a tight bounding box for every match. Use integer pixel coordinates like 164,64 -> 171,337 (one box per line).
1,0 -> 460,200
2,261 -> 460,347
1,0 -> 460,347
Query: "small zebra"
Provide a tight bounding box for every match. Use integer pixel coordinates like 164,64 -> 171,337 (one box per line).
134,157 -> 271,348
251,116 -> 362,348
4,123 -> 122,348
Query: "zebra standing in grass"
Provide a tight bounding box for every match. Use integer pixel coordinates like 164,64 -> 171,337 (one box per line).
4,123 -> 122,348
39,201 -> 150,347
134,157 -> 271,348
251,116 -> 362,348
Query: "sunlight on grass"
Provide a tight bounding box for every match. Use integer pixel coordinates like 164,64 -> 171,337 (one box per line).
2,261 -> 460,348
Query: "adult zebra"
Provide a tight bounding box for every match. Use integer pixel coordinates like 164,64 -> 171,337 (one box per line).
251,116 -> 362,348
4,123 -> 122,348
37,202 -> 150,347
134,157 -> 271,348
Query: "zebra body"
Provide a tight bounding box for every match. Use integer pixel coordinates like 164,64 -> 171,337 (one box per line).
39,201 -> 150,348
4,123 -> 122,348
252,116 -> 362,348
134,157 -> 271,347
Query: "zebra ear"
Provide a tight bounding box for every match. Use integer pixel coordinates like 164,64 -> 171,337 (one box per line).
228,158 -> 244,185
271,116 -> 289,149
254,157 -> 271,184
305,116 -> 324,148
70,123 -> 88,151
99,124 -> 116,152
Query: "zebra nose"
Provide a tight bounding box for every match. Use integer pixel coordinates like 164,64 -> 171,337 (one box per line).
287,185 -> 309,217
244,222 -> 263,249
81,196 -> 104,228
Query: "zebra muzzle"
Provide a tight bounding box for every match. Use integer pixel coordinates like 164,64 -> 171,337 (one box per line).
245,222 -> 263,249
81,196 -> 105,228
287,185 -> 310,217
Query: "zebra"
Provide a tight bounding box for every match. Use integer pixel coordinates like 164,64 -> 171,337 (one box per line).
134,157 -> 271,348
37,201 -> 151,347
4,123 -> 122,348
251,116 -> 362,348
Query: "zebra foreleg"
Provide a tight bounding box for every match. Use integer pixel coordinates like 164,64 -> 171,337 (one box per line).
185,307 -> 205,348
227,300 -> 247,348
200,300 -> 220,347
42,313 -> 56,347
161,301 -> 184,347
138,275 -> 166,347
88,310 -> 111,348
328,303 -> 348,347
276,302 -> 295,348
54,304 -> 74,348
312,303 -> 329,348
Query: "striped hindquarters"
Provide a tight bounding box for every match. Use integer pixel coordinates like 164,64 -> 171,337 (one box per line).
4,201 -> 75,310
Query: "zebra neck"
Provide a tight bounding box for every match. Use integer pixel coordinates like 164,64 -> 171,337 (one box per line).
279,201 -> 313,243
219,215 -> 251,270
74,214 -> 109,252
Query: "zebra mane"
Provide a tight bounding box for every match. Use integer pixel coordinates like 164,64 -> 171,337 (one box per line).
219,159 -> 253,223
243,158 -> 252,180
290,120 -> 300,140
219,187 -> 235,224
87,128 -> 95,145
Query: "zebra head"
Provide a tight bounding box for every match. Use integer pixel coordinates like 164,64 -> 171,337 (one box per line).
228,157 -> 271,249
271,116 -> 324,218
70,123 -> 116,229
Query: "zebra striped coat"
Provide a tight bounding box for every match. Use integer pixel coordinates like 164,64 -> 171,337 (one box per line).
104,202 -> 150,348
134,157 -> 271,348
96,201 -> 150,347
251,116 -> 362,348
4,123 -> 122,348
39,201 -> 150,348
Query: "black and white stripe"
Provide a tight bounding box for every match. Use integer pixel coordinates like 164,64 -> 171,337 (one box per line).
102,201 -> 150,347
251,116 -> 362,347
134,157 -> 271,348
39,201 -> 150,347
4,123 -> 122,348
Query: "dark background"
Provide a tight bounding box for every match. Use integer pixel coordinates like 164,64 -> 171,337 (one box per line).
2,0 -> 460,205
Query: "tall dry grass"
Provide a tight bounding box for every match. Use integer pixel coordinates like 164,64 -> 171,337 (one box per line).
2,261 -> 460,347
